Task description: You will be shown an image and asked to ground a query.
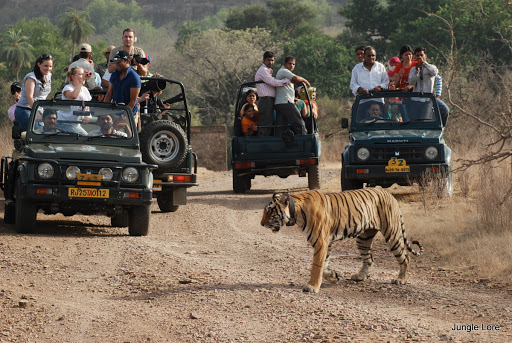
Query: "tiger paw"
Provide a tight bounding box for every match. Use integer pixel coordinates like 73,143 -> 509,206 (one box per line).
302,285 -> 319,293
391,278 -> 407,285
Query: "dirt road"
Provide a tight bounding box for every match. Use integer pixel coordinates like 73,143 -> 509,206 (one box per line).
1,164 -> 511,342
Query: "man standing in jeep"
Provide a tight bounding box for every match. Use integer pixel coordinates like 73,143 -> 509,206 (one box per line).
409,47 -> 450,125
254,51 -> 290,136
108,28 -> 147,75
275,56 -> 310,135
104,50 -> 141,120
349,46 -> 388,95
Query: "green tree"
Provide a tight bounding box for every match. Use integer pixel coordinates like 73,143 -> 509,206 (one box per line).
225,4 -> 276,31
85,0 -> 144,35
267,0 -> 319,37
176,21 -> 203,49
0,28 -> 34,81
9,18 -> 71,93
282,33 -> 352,98
339,0 -> 444,57
390,0 -> 512,67
58,8 -> 95,56
225,0 -> 321,40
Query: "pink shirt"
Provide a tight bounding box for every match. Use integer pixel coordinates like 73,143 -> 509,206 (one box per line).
8,103 -> 16,121
254,64 -> 289,97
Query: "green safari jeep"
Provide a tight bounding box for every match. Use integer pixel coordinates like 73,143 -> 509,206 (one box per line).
341,91 -> 453,195
1,100 -> 156,235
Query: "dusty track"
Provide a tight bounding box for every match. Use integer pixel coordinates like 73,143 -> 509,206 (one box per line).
0,164 -> 511,342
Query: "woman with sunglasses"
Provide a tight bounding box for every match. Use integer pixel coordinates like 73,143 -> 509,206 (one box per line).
15,54 -> 53,130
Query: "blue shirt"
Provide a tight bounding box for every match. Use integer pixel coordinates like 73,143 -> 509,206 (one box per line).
110,66 -> 141,115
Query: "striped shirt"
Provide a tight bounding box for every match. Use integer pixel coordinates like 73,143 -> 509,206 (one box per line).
434,74 -> 442,97
255,64 -> 290,97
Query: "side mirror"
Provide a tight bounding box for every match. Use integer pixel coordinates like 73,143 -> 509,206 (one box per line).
341,118 -> 349,129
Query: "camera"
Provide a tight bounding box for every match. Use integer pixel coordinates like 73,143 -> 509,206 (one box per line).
132,54 -> 150,65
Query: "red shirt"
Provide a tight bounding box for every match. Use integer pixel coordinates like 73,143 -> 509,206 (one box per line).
394,61 -> 417,88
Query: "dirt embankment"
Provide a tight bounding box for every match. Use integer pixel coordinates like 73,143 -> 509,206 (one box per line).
1,164 -> 511,342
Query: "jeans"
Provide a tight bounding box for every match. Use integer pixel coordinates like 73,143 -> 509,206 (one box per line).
436,98 -> 450,126
14,106 -> 31,131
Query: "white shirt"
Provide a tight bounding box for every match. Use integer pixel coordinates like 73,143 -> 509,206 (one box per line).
409,62 -> 438,93
62,84 -> 92,101
59,84 -> 92,122
254,64 -> 289,98
350,62 -> 389,96
275,66 -> 295,105
102,70 -> 111,82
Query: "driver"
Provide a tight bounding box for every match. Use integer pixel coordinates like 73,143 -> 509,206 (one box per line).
368,103 -> 383,118
34,109 -> 58,133
88,114 -> 128,137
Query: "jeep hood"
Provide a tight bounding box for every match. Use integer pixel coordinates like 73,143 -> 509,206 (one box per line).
25,143 -> 142,163
351,129 -> 443,144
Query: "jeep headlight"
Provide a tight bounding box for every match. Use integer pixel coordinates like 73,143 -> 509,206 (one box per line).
356,147 -> 370,161
37,163 -> 54,179
425,146 -> 438,160
66,166 -> 81,180
122,167 -> 139,182
99,168 -> 113,181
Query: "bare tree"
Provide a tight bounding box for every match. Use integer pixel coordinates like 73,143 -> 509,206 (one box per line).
173,28 -> 279,126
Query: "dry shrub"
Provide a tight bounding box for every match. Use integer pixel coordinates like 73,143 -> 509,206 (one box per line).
456,170 -> 472,198
412,171 -> 452,212
476,165 -> 512,234
420,162 -> 512,284
317,96 -> 351,163
0,124 -> 13,157
410,65 -> 512,284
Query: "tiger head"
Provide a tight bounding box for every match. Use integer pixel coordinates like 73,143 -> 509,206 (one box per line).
261,193 -> 296,232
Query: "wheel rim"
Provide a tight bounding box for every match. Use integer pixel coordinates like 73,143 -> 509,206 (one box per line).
150,130 -> 180,163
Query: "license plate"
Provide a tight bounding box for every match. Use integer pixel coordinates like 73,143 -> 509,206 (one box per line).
68,188 -> 109,198
385,157 -> 410,173
152,179 -> 162,191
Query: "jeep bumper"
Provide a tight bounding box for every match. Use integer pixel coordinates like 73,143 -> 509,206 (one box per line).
17,182 -> 153,214
344,162 -> 450,186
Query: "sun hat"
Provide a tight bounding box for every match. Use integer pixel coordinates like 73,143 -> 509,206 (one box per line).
102,45 -> 116,57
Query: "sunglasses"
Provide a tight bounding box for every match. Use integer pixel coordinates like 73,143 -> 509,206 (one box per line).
39,54 -> 53,60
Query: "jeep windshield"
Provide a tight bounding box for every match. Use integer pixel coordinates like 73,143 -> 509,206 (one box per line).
353,92 -> 440,127
29,100 -> 134,140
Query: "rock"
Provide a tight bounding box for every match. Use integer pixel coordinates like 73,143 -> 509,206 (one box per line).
190,312 -> 201,319
18,299 -> 29,308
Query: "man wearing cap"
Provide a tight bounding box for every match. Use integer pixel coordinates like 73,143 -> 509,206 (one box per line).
68,43 -> 101,90
107,28 -> 147,75
7,82 -> 21,122
96,45 -> 115,78
104,50 -> 141,123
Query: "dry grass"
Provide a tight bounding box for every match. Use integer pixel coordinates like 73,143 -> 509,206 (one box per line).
0,124 -> 13,158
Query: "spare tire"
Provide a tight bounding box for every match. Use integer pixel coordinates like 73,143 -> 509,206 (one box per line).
140,120 -> 188,172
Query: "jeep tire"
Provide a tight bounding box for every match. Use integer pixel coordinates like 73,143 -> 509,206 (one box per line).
307,165 -> 320,190
140,120 -> 188,172
111,214 -> 129,227
15,178 -> 37,233
4,202 -> 15,224
128,205 -> 150,236
233,171 -> 251,193
156,190 -> 179,212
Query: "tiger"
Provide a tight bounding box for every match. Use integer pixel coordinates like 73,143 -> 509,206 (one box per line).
260,188 -> 423,293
